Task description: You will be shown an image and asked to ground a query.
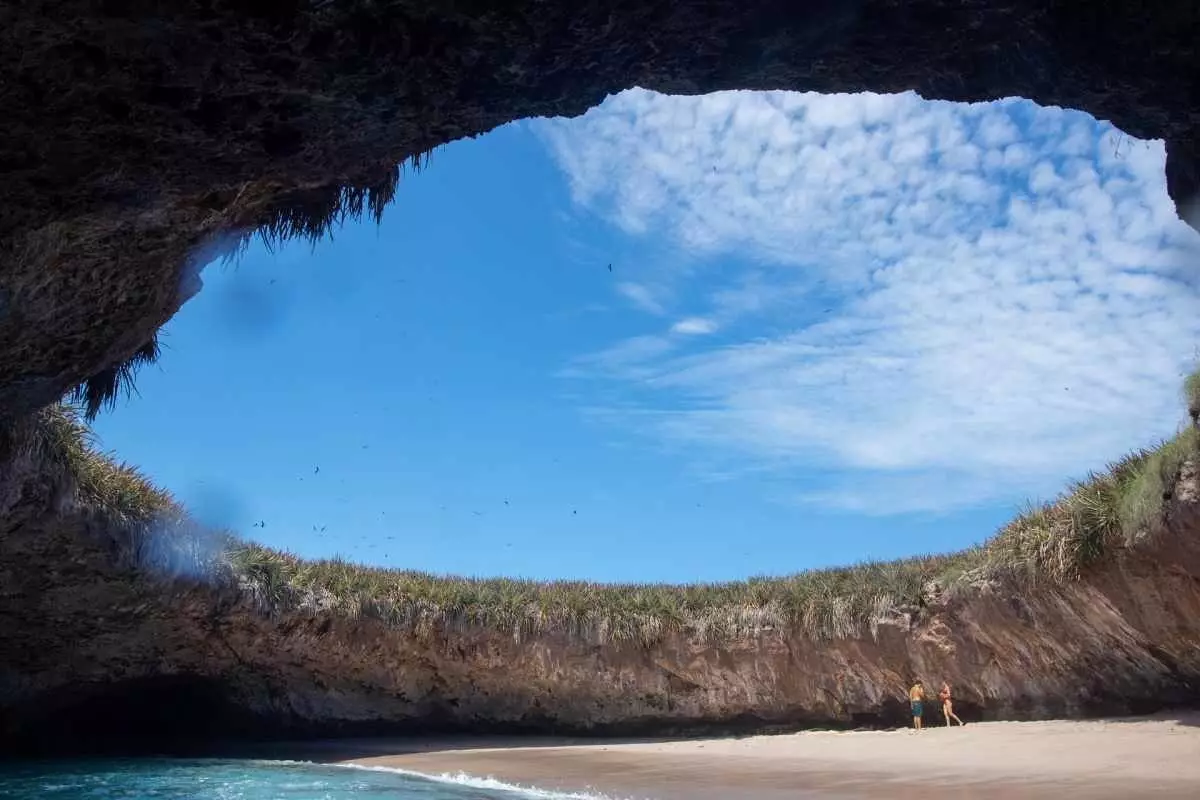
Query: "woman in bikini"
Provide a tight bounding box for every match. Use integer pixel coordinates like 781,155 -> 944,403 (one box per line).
939,682 -> 964,726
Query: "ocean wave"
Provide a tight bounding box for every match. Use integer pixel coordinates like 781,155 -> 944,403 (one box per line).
334,761 -> 649,800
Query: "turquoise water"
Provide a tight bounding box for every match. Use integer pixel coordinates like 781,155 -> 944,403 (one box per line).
0,759 -> 601,800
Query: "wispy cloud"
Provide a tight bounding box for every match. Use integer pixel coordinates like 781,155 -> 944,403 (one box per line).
615,281 -> 666,315
535,89 -> 1200,513
671,317 -> 718,336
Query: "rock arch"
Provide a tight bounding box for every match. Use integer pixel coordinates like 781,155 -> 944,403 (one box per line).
0,0 -> 1196,418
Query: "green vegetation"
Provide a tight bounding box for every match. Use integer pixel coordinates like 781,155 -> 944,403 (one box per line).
224,544 -> 975,643
27,401 -> 176,527
1186,368 -> 1200,426
978,425 -> 1198,585
29,368 -> 1200,645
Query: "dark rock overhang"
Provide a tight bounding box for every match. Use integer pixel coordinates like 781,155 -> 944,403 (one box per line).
0,0 -> 1195,419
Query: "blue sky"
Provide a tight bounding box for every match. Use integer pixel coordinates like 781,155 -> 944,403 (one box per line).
92,90 -> 1200,583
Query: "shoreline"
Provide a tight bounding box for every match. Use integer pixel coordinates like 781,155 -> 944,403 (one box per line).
309,712 -> 1200,799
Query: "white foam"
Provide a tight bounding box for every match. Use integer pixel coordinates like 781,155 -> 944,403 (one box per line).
335,761 -> 650,800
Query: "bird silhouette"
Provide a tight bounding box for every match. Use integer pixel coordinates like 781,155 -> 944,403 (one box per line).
607,263 -> 612,272
314,466 -> 320,475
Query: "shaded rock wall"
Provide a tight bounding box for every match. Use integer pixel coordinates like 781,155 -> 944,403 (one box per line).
2,436 -> 1198,756
1,0 -> 1198,417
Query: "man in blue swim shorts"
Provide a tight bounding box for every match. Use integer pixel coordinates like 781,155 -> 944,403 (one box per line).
909,680 -> 926,731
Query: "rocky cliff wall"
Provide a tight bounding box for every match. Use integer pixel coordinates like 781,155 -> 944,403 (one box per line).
2,435 -> 1197,757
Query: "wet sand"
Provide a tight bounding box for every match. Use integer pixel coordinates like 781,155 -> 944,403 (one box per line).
322,712 -> 1200,799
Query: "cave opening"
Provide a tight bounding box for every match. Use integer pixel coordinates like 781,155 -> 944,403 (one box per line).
2,0 -> 1200,759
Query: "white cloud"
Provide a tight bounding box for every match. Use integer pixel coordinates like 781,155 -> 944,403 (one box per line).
535,89 -> 1200,513
671,317 -> 718,336
615,281 -> 665,315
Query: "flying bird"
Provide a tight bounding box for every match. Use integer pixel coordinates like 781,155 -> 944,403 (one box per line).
314,466 -> 320,475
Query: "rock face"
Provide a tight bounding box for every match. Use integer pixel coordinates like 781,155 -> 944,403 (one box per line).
1,0 -> 1198,418
2,437 -> 1198,756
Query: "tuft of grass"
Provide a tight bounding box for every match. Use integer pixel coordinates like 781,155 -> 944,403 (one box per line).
982,425 -> 1199,583
31,403 -> 176,526
27,371 -> 1200,646
233,150 -> 434,257
67,335 -> 161,422
1185,367 -> 1200,427
1118,426 -> 1199,539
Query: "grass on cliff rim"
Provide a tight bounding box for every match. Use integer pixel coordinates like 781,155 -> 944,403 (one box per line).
981,425 -> 1198,583
37,368 -> 1200,645
218,372 -> 1199,642
226,542 -> 969,644
35,403 -> 177,527
1187,369 -> 1200,425
224,419 -> 1196,642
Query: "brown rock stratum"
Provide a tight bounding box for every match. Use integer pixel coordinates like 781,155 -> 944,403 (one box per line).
0,0 -> 1198,418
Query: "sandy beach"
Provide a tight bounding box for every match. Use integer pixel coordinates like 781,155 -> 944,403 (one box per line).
314,712 -> 1200,799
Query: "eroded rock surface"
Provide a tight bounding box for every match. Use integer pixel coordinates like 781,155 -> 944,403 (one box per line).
1,0 -> 1198,417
